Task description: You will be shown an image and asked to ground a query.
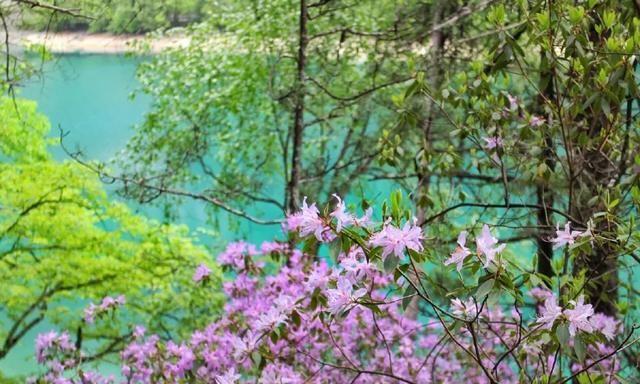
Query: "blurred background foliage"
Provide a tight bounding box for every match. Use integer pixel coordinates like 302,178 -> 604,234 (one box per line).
0,97 -> 223,368
18,0 -> 211,34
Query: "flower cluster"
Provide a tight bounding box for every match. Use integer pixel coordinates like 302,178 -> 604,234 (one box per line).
551,222 -> 587,249
369,218 -> 423,260
84,295 -> 126,324
536,293 -> 620,338
193,263 -> 212,283
444,225 -> 506,271
285,196 -> 372,242
33,331 -> 114,384
32,196 -> 623,384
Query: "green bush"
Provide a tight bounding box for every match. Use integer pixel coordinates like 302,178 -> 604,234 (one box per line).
20,0 -> 209,34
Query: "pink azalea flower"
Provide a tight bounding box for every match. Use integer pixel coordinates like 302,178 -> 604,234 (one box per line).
84,303 -> 97,324
444,231 -> 471,272
259,363 -> 303,384
84,295 -> 126,324
590,313 -> 619,341
536,295 -> 562,330
35,331 -> 75,364
329,194 -> 354,232
100,295 -> 126,309
35,331 -> 58,363
369,219 -> 423,260
260,241 -> 288,254
216,368 -> 240,384
483,136 -> 503,150
218,241 -> 259,270
298,198 -> 325,239
193,263 -> 212,283
354,207 -> 373,227
592,313 -> 619,341
339,249 -> 375,280
283,213 -> 304,232
231,331 -> 260,360
215,368 -> 241,384
564,295 -> 594,337
305,264 -> 330,292
529,115 -> 544,127
133,325 -> 146,339
475,224 -> 505,267
326,277 -> 366,315
255,307 -> 287,332
273,295 -> 298,315
529,287 -> 554,301
286,197 -> 334,242
450,297 -> 478,320
551,222 -> 583,249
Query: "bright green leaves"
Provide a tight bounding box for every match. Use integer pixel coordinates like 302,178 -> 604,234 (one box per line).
487,4 -> 507,26
567,6 -> 586,25
0,98 -> 51,163
0,97 -> 223,360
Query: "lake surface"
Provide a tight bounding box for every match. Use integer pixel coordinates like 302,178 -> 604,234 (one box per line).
20,54 -> 286,243
7,53 -> 382,376
22,54 -> 148,162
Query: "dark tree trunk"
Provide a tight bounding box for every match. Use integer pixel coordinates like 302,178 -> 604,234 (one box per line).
535,51 -> 556,280
415,0 -> 448,224
287,0 -> 308,213
409,0 -> 449,320
572,143 -> 620,316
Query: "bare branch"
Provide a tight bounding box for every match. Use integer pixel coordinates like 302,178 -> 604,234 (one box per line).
11,0 -> 95,19
421,202 -> 584,227
308,76 -> 412,102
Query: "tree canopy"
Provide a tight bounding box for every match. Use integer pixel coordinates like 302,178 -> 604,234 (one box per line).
17,0 -> 209,34
0,97 -> 223,366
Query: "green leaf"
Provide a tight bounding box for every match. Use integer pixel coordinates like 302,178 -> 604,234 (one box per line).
556,324 -> 570,346
383,255 -> 400,274
476,279 -> 494,300
402,285 -> 417,311
574,336 -> 586,363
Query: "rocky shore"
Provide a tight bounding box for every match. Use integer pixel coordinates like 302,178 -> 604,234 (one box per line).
15,31 -> 189,54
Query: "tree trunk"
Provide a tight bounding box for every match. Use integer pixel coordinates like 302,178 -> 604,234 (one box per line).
415,0 -> 448,224
535,51 -> 555,280
566,7 -> 628,316
572,143 -> 620,315
286,0 -> 308,213
408,0 -> 449,320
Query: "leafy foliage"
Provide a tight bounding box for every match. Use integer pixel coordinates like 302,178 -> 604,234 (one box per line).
0,97 -> 223,366
19,0 -> 209,34
118,0 -> 411,221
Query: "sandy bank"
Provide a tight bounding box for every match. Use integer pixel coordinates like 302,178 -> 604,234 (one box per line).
16,31 -> 189,54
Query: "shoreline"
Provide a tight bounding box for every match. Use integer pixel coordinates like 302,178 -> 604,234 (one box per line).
15,31 -> 189,54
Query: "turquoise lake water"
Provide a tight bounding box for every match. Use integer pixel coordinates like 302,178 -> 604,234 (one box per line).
8,54 -> 282,377
20,54 -> 286,244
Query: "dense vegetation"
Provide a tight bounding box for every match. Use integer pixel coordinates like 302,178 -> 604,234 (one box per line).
0,97 -> 223,373
17,0 -> 209,34
0,0 -> 639,382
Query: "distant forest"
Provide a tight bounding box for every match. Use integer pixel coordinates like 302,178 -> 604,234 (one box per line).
19,0 -> 210,34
